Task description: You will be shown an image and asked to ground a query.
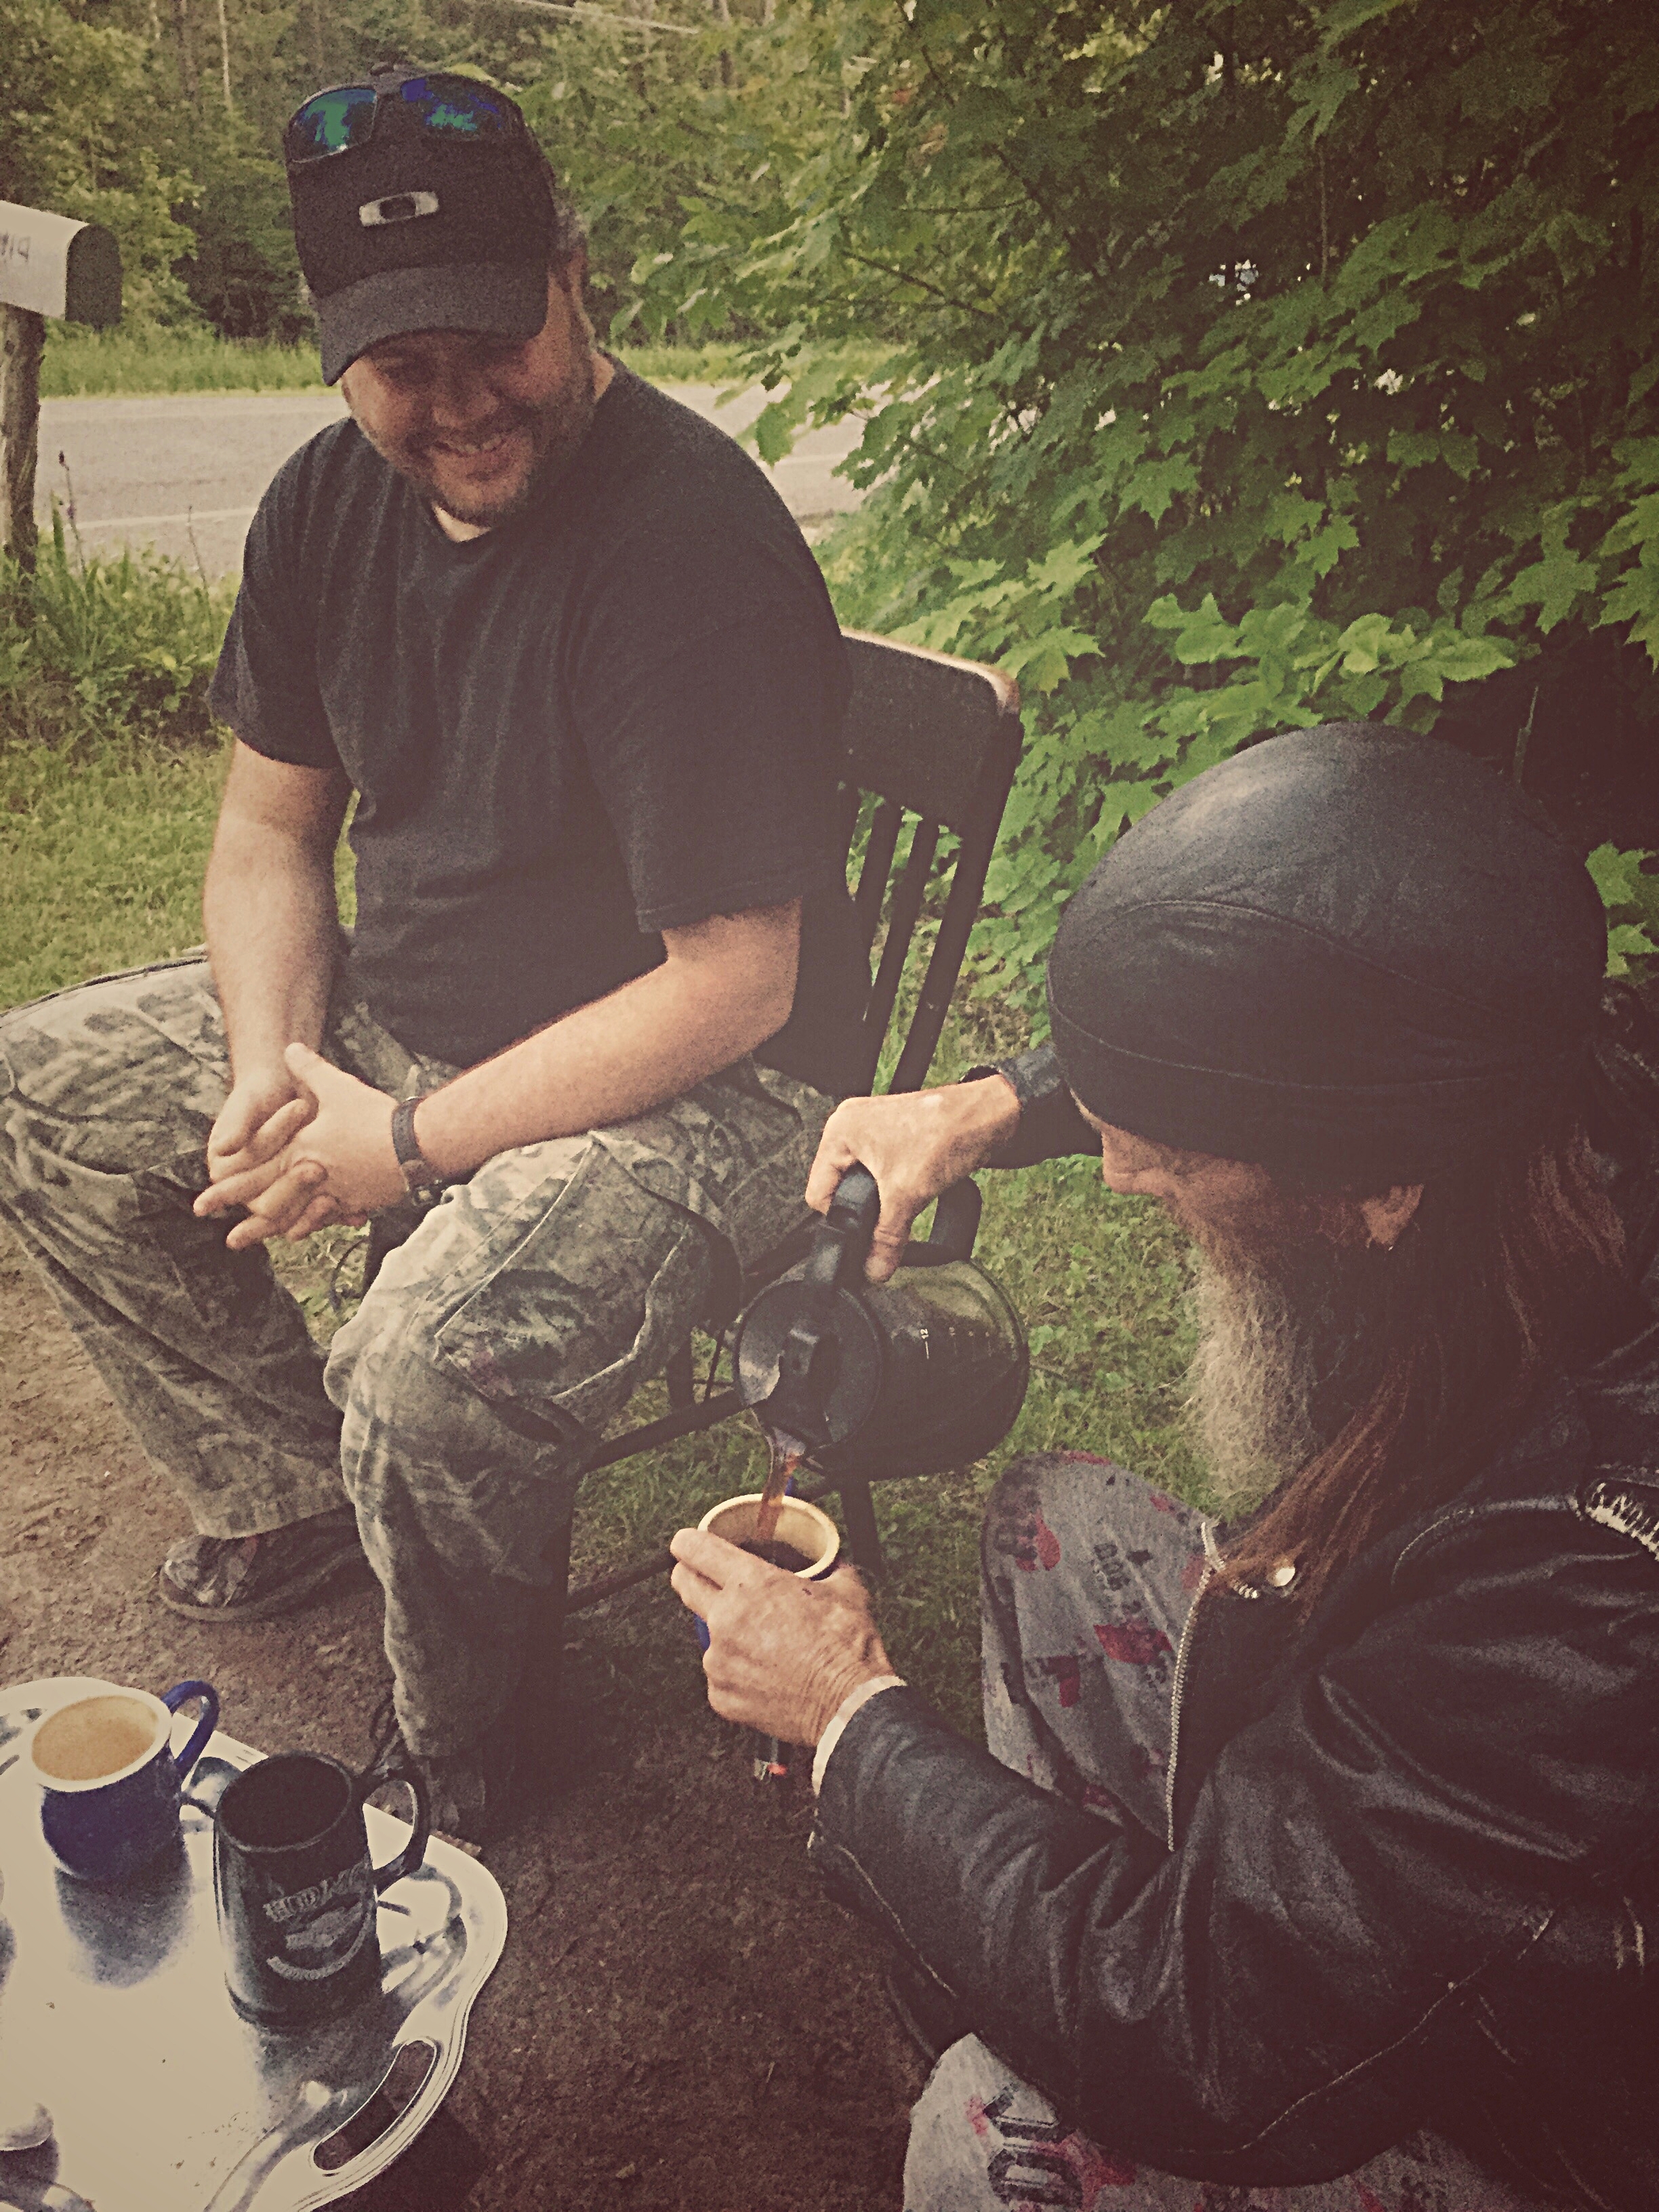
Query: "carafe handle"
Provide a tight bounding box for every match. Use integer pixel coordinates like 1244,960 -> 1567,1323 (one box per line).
926,1178 -> 982,1262
792,1164 -> 881,1293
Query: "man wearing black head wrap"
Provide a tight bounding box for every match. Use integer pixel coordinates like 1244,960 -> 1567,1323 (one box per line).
1044,722 -> 1607,1181
672,724 -> 1659,2211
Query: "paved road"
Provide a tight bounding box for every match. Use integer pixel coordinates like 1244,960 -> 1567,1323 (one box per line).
36,384 -> 865,578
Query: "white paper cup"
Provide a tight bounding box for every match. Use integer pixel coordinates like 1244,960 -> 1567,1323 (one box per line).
695,1494 -> 840,1578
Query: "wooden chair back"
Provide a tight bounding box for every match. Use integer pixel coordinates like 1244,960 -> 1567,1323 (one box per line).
836,630 -> 1022,1094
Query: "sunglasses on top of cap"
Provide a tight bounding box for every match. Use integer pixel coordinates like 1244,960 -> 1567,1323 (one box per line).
285,70 -> 527,167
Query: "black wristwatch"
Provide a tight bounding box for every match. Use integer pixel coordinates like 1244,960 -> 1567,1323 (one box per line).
390,1096 -> 449,1211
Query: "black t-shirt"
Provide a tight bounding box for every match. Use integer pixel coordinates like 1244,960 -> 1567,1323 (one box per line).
209,365 -> 863,1090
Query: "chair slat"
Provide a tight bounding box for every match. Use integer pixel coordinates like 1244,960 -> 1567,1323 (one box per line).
888,848 -> 984,1094
834,778 -> 863,862
857,817 -> 940,1090
853,797 -> 904,958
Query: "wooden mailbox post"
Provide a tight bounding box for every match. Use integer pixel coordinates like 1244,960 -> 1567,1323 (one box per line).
0,202 -> 122,568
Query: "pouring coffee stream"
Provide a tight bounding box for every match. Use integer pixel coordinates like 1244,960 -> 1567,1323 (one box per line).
741,1429 -> 809,1784
750,1431 -> 807,1558
725,1163 -> 1029,1782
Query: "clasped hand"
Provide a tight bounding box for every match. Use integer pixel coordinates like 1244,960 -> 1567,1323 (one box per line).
670,1530 -> 893,1748
194,1042 -> 407,1250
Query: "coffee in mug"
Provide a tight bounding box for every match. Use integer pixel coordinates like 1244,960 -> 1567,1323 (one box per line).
26,1679 -> 219,1883
33,1694 -> 161,1783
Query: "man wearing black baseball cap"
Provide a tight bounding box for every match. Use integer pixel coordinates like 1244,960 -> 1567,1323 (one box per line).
280,64 -> 602,518
288,68 -> 569,388
672,727 -> 1659,2208
0,64 -> 865,1842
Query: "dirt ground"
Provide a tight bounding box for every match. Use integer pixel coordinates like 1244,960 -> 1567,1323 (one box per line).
0,1221 -> 927,2211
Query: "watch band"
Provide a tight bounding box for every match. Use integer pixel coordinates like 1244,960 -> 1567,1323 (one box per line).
986,1042 -> 1065,1113
962,1042 -> 1097,1167
390,1096 -> 448,1210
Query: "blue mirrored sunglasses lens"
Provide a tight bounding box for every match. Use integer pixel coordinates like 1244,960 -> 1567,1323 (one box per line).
289,85 -> 378,155
398,77 -> 513,135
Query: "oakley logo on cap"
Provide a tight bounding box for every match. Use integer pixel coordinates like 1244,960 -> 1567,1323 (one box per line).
359,190 -> 441,228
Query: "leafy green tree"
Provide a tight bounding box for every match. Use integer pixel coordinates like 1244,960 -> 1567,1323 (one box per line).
124,0 -> 759,342
517,1 -> 811,342
642,0 -> 1659,985
0,0 -> 195,321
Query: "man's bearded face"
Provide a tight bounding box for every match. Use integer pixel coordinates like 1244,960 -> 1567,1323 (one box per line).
340,270 -> 599,531
1076,1103 -> 1396,1513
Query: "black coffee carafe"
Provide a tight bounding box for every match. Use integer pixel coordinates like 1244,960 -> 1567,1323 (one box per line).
731,1168 -> 1028,1480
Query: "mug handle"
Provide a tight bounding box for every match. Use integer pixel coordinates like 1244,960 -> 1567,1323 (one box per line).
162,1679 -> 220,1782
363,1764 -> 431,1893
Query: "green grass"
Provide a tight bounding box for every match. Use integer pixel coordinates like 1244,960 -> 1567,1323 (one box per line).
41,324 -> 819,398
43,325 -> 332,398
0,733 -> 224,1005
0,726 -> 356,1010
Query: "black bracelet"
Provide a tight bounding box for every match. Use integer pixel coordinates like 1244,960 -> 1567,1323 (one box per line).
390,1096 -> 449,1211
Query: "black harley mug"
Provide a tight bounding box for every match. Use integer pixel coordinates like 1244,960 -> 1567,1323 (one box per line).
212,1750 -> 430,2028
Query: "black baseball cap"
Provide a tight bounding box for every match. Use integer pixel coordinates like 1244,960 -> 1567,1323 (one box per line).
284,66 -> 562,385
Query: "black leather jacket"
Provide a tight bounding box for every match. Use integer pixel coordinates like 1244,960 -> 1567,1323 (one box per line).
809,994 -> 1659,2205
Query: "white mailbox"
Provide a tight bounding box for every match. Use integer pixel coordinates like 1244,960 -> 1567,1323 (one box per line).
0,201 -> 121,325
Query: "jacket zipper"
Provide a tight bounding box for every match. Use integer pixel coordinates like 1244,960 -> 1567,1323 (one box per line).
1164,1560 -> 1214,1853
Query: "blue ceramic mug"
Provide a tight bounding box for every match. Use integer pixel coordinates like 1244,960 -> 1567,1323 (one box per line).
26,1679 -> 220,1883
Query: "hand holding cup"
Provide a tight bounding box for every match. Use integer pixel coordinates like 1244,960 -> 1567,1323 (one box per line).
670,1521 -> 895,1748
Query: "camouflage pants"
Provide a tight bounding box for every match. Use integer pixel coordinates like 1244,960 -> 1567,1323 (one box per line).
902,1452 -> 1550,2212
0,956 -> 832,1753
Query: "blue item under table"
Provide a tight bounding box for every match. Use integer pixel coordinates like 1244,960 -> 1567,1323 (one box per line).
0,1678 -> 507,2211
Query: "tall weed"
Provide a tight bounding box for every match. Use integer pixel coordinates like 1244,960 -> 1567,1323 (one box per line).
0,513 -> 232,749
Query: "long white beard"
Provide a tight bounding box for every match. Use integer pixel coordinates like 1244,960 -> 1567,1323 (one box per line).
1185,1256 -> 1321,1517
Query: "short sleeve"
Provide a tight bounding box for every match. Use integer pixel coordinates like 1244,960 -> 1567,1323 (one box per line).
569,536 -> 850,935
209,464 -> 341,773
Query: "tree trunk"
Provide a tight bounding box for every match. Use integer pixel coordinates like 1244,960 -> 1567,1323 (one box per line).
0,306 -> 45,573
173,0 -> 199,106
216,0 -> 232,110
